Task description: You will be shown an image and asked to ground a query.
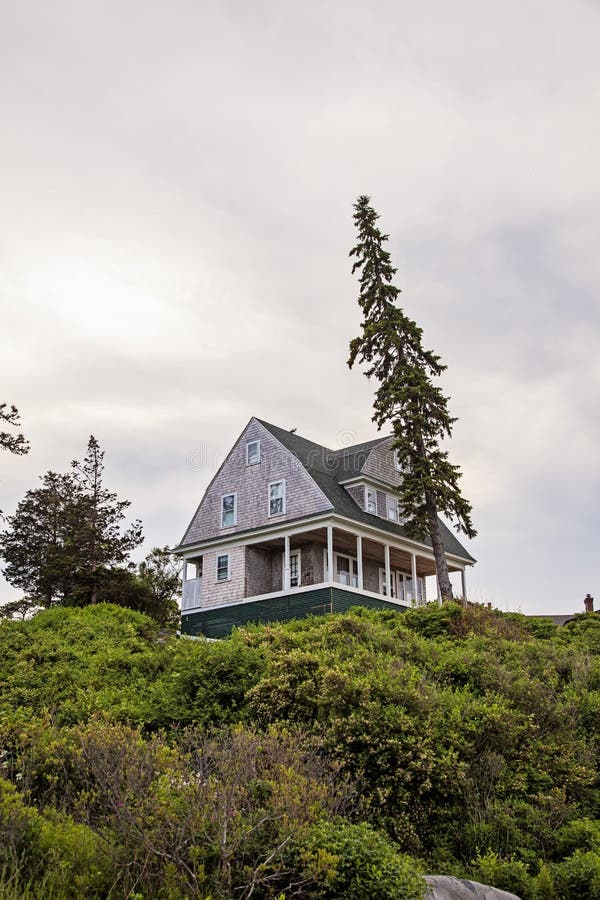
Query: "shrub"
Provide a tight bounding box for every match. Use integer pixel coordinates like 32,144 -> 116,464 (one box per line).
470,849 -> 533,899
290,819 -> 425,900
553,849 -> 600,899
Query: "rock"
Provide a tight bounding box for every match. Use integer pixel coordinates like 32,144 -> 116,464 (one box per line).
424,875 -> 521,900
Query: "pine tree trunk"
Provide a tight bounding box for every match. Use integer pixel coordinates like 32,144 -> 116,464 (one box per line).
425,492 -> 453,602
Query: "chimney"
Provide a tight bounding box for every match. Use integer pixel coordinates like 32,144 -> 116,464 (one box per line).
584,594 -> 594,613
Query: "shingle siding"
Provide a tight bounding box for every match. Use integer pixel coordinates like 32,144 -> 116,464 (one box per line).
376,490 -> 388,519
301,541 -> 324,586
345,484 -> 365,509
181,419 -> 333,547
201,546 -> 246,607
361,436 -> 402,487
245,546 -> 273,598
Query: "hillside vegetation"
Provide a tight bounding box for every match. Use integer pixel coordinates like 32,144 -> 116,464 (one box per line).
1,603 -> 600,898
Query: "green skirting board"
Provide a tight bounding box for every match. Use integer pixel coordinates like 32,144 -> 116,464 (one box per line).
181,587 -> 409,639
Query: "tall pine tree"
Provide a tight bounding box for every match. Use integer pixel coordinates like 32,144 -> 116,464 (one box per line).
70,436 -> 143,604
0,437 -> 143,606
348,195 -> 475,600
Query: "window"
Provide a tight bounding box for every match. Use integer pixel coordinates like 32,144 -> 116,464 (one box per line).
394,449 -> 403,472
396,572 -> 405,604
221,493 -> 237,528
386,495 -> 399,522
269,480 -> 286,516
379,568 -> 396,598
366,487 -> 377,515
246,440 -> 261,465
281,550 -> 302,588
335,553 -> 358,588
290,551 -> 300,587
216,554 -> 229,581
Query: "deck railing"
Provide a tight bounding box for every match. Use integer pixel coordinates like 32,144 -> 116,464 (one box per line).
182,577 -> 202,610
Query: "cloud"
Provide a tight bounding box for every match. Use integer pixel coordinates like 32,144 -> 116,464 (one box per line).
1,0 -> 599,613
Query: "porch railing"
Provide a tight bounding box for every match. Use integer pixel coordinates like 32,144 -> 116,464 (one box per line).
182,577 -> 202,610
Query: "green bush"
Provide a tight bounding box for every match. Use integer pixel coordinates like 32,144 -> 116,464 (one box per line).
470,849 -> 533,899
292,819 -> 425,900
553,849 -> 600,899
0,777 -> 113,898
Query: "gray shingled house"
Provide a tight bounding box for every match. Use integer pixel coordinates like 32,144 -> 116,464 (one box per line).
175,417 -> 475,638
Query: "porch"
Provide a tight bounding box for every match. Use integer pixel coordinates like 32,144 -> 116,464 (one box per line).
182,520 -> 469,614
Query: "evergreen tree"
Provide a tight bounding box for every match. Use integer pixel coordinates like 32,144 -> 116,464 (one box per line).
0,472 -> 78,605
0,437 -> 143,606
69,436 -> 143,604
0,403 -> 29,455
348,195 -> 475,599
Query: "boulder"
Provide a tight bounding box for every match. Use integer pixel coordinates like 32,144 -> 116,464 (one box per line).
424,875 -> 521,900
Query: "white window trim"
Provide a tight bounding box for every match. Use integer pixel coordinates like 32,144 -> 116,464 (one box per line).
246,440 -> 261,465
386,494 -> 399,522
365,486 -> 377,515
379,570 -> 424,604
333,551 -> 359,588
221,492 -> 237,529
268,479 -> 287,517
281,548 -> 302,588
215,553 -> 230,582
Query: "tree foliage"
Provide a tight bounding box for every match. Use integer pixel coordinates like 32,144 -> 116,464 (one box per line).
0,436 -> 143,608
0,404 -> 29,456
0,602 -> 599,897
348,196 -> 475,597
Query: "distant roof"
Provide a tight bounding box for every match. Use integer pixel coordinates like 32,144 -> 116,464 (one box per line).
257,418 -> 475,563
528,614 -> 577,627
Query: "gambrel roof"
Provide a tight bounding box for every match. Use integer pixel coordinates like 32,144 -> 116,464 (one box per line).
256,419 -> 475,563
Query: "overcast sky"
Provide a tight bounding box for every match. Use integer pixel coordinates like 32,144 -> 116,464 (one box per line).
1,0 -> 599,615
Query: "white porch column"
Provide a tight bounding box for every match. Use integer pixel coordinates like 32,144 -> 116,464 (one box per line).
384,543 -> 391,598
284,535 -> 291,590
181,559 -> 187,610
411,552 -> 418,607
461,567 -> 467,602
327,524 -> 334,584
356,534 -> 363,591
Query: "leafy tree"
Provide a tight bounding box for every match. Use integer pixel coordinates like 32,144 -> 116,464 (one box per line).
137,546 -> 181,627
0,404 -> 29,456
0,437 -> 143,606
0,596 -> 40,621
348,196 -> 475,598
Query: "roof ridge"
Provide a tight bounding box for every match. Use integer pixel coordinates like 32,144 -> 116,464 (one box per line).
256,418 -> 388,456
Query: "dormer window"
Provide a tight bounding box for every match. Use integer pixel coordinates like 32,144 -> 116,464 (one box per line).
246,440 -> 261,465
366,487 -> 377,515
269,480 -> 286,516
394,449 -> 403,472
221,493 -> 237,528
386,495 -> 399,522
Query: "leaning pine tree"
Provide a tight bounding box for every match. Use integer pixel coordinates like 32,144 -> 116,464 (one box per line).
348,195 -> 475,600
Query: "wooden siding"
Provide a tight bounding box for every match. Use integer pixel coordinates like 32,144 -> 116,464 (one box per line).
182,586 -> 409,639
245,546 -> 273,598
361,436 -> 402,486
200,546 -> 246,607
376,490 -> 388,519
182,419 -> 333,547
345,484 -> 365,509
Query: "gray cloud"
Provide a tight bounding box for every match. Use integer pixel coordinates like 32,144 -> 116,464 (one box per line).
1,0 -> 599,614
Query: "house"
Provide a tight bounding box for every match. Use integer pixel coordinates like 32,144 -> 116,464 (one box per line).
174,417 -> 476,638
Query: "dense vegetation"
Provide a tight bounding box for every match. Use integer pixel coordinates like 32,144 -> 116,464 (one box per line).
1,603 -> 600,898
